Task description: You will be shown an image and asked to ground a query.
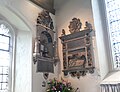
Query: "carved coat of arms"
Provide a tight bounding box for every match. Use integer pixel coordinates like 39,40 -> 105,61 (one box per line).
68,18 -> 82,33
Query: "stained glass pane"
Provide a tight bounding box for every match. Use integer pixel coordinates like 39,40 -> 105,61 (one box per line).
0,66 -> 9,91
2,83 -> 8,90
0,51 -> 10,66
3,75 -> 8,83
0,35 -> 10,51
0,67 -> 2,74
0,23 -> 11,92
105,0 -> 120,69
0,75 -> 2,82
0,24 -> 9,36
2,67 -> 8,74
0,35 -> 9,44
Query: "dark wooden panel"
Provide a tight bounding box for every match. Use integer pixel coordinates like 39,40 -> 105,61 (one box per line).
30,0 -> 55,15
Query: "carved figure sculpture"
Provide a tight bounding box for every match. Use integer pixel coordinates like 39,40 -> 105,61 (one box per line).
68,18 -> 82,33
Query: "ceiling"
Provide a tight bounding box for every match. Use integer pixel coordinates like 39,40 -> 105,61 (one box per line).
54,0 -> 69,10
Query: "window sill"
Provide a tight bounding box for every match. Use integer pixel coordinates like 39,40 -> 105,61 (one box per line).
100,71 -> 120,84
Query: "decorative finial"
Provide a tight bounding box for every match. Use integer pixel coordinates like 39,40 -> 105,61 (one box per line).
84,21 -> 92,30
61,29 -> 66,36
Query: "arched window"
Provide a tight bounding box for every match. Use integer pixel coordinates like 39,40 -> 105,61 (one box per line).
104,0 -> 120,69
0,21 -> 14,92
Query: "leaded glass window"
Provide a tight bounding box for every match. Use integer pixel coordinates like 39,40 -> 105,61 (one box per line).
0,23 -> 12,92
105,0 -> 120,69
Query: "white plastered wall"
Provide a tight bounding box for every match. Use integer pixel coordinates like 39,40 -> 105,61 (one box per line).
55,0 -> 100,92
91,0 -> 110,80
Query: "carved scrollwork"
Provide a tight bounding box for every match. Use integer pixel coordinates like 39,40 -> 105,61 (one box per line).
37,10 -> 54,30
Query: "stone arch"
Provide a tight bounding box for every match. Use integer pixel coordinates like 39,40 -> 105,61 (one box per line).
0,5 -> 33,92
0,5 -> 31,32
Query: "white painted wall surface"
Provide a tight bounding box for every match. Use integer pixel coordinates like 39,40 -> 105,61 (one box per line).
56,0 -> 100,92
91,0 -> 109,80
15,30 -> 32,92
